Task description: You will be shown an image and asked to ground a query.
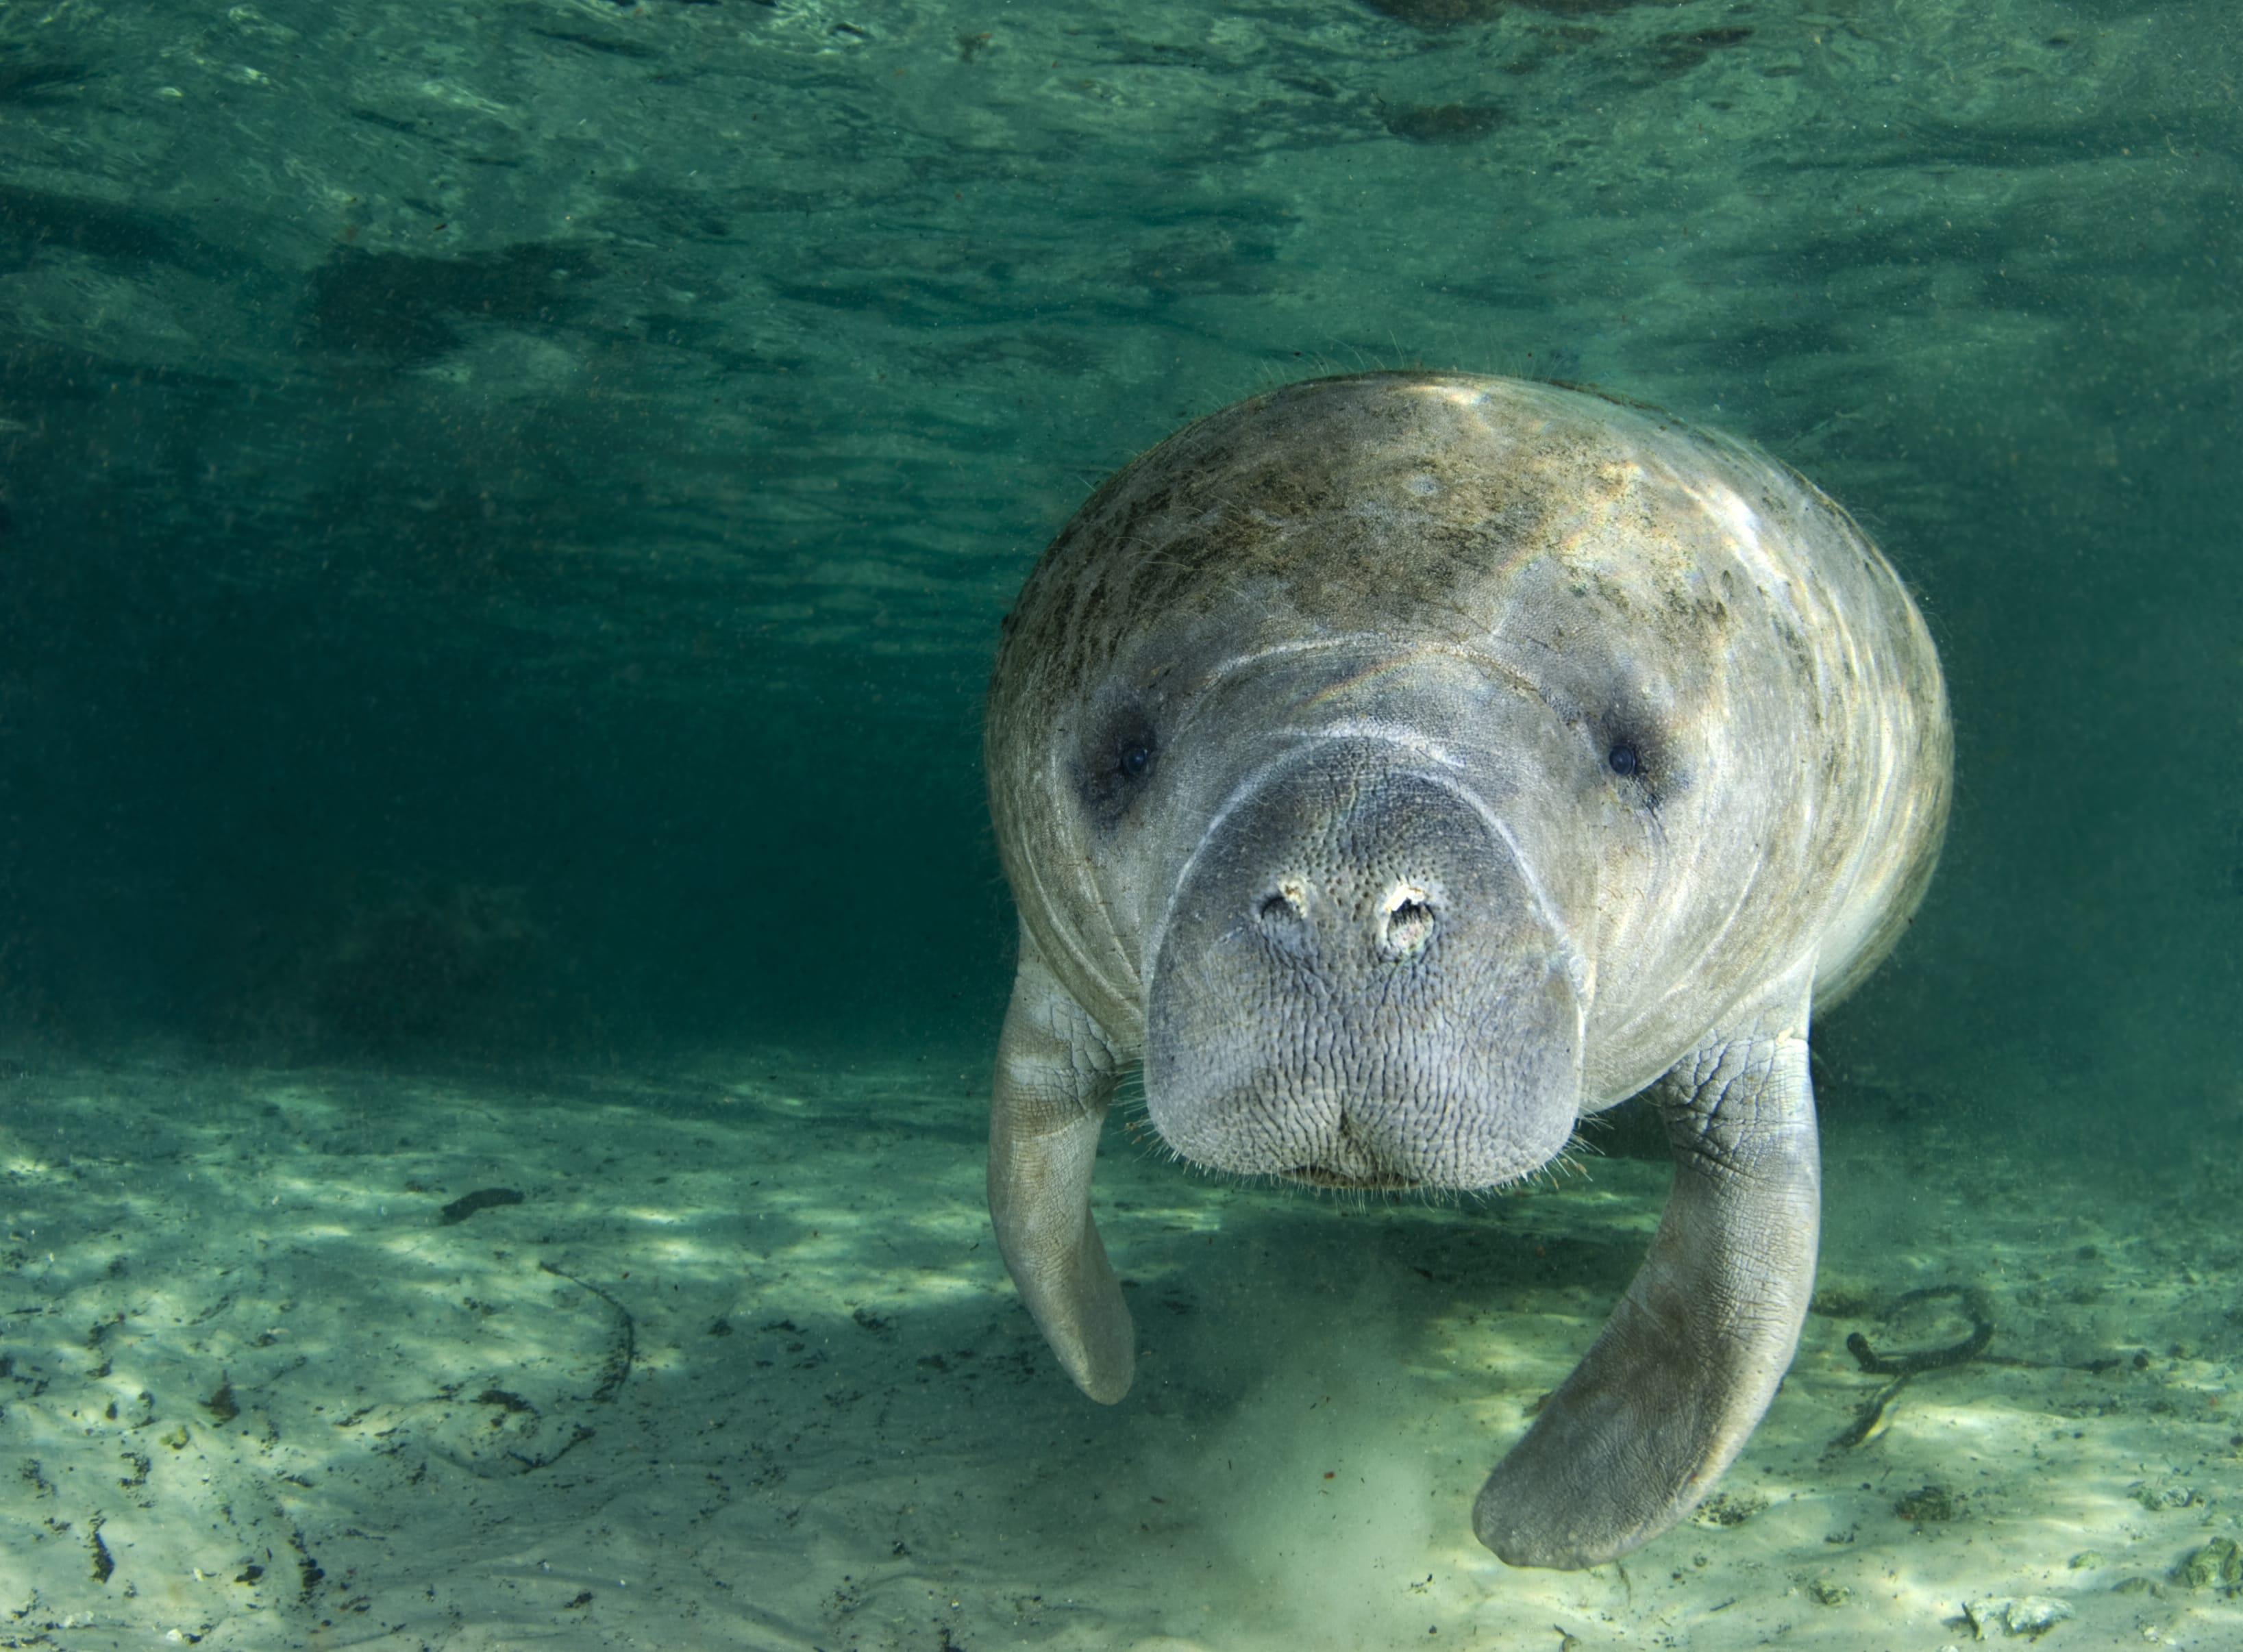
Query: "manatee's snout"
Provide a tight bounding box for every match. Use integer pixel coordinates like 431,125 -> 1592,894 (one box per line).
1145,746 -> 1585,1191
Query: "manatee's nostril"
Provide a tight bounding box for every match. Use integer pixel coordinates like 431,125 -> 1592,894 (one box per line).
1386,899 -> 1435,949
1256,879 -> 1311,936
1378,884 -> 1436,959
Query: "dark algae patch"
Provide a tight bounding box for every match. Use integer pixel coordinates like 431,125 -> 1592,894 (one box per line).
205,1377 -> 238,1424
303,242 -> 597,364
1894,1484 -> 1961,1523
1382,102 -> 1509,144
441,1186 -> 526,1223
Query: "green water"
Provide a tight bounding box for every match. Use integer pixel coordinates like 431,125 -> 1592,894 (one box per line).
1,1 -> 2238,1647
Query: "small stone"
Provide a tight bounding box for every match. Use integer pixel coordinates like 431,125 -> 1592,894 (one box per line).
2172,1536 -> 2242,1590
1962,1596 -> 2073,1639
2128,1481 -> 2201,1511
1809,1578 -> 1852,1606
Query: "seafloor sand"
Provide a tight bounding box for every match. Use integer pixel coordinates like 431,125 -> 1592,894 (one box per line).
3,1050 -> 2238,1650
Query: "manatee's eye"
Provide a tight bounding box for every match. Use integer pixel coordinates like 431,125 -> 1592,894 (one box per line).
1078,707 -> 1156,828
1607,742 -> 1641,777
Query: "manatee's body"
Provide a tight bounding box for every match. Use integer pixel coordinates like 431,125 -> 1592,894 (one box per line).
982,372 -> 1949,1568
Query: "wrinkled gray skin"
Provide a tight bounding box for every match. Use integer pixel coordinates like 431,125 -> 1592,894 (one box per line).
983,373 -> 1950,1570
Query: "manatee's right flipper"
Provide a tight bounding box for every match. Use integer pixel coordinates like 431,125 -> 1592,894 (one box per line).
987,931 -> 1133,1403
1474,971 -> 1821,1568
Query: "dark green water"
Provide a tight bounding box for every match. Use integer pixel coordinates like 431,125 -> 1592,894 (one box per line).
3,0 -> 2235,1088
1,1 -> 2239,1645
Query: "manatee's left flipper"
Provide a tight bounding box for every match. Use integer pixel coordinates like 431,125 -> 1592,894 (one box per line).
1474,970 -> 1820,1569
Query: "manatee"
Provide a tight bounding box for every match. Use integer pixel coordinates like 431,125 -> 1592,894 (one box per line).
982,371 -> 1950,1569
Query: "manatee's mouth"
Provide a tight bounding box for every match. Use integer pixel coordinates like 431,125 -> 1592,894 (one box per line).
1281,1165 -> 1422,1191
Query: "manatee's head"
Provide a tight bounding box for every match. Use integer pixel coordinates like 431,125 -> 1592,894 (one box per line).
997,623 -> 1636,1195
987,373 -> 1739,1194
1130,649 -> 1593,1192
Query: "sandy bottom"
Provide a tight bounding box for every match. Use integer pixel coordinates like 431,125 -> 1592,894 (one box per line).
3,1048 -> 2238,1650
